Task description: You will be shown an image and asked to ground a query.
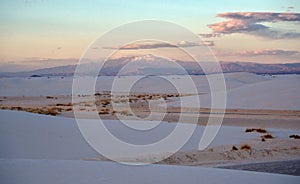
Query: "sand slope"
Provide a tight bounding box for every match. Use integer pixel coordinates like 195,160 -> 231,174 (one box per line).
1,159 -> 299,184
169,74 -> 300,110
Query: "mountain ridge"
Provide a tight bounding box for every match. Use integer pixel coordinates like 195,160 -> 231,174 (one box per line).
0,55 -> 299,77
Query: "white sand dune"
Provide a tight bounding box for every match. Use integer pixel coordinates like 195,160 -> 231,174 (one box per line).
0,72 -> 267,96
169,74 -> 300,110
1,159 -> 299,184
1,110 -> 299,183
1,72 -> 298,110
1,110 -> 299,159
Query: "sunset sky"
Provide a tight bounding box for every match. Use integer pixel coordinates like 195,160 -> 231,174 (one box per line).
0,0 -> 299,71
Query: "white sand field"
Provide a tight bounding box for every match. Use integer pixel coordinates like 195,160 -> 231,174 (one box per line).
1,159 -> 299,184
1,110 -> 299,160
0,110 -> 299,183
0,72 -> 299,110
169,74 -> 300,110
0,72 -> 299,183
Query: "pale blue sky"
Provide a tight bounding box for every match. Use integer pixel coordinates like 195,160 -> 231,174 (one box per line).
0,0 -> 299,71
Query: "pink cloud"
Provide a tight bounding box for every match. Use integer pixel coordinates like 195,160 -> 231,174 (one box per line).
207,12 -> 300,39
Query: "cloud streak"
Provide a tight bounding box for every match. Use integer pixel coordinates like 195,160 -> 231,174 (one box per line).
239,49 -> 300,57
208,12 -> 300,39
104,41 -> 214,50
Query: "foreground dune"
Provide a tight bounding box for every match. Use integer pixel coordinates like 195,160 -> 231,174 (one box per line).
1,159 -> 299,184
0,110 -> 299,177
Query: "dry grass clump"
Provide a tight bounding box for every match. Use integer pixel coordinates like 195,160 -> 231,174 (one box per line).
161,94 -> 168,100
45,108 -> 60,116
289,134 -> 300,139
261,134 -> 274,139
6,106 -> 60,116
99,108 -> 110,115
100,99 -> 110,106
46,96 -> 58,99
0,106 -> 9,110
245,128 -> 267,133
26,107 -> 60,116
56,103 -> 72,106
65,107 -> 73,111
117,110 -> 132,116
50,107 -> 63,112
94,92 -> 101,96
240,144 -> 251,150
11,106 -> 24,111
128,98 -> 138,103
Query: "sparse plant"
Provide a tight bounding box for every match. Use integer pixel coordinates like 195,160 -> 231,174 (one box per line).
231,145 -> 238,151
245,128 -> 267,133
289,134 -> 300,139
261,134 -> 274,139
94,92 -> 101,96
240,144 -> 251,150
65,107 -> 72,111
46,108 -> 59,116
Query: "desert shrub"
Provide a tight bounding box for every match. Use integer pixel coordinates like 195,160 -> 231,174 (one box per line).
100,99 -> 110,105
240,144 -> 251,150
119,110 -> 132,116
231,145 -> 238,151
99,111 -> 109,115
99,108 -> 110,115
26,108 -> 59,116
261,134 -> 274,139
98,108 -> 110,115
56,103 -> 72,107
289,134 -> 300,139
256,128 -> 267,133
162,95 -> 167,100
245,128 -> 252,132
84,103 -> 93,107
51,107 -> 62,112
46,108 -> 59,116
245,128 -> 267,133
94,92 -> 101,96
11,106 -> 23,111
65,108 -> 72,111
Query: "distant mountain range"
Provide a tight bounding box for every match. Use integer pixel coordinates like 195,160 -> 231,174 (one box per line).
0,54 -> 299,77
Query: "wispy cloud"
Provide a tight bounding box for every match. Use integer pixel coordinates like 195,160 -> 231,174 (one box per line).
216,49 -> 300,58
286,6 -> 295,12
198,33 -> 221,38
239,49 -> 300,57
104,41 -> 214,50
208,12 -> 300,39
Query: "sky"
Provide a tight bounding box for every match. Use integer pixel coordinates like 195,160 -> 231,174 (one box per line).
0,0 -> 300,72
